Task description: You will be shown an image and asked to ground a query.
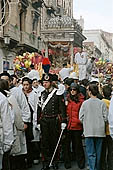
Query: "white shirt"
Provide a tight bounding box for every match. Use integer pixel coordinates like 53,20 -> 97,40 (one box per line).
27,69 -> 40,80
59,66 -> 73,81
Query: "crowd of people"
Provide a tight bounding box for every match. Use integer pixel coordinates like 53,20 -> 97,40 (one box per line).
0,62 -> 113,170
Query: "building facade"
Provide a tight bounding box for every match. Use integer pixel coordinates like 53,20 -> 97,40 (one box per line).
83,29 -> 113,61
40,0 -> 85,67
0,0 -> 43,72
0,0 -> 85,72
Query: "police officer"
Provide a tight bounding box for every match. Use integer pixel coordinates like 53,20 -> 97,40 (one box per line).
37,73 -> 66,170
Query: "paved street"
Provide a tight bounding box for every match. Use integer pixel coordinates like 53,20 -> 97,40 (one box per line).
29,140 -> 88,170
28,161 -> 88,170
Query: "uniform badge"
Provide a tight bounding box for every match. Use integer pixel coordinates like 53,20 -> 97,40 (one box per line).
44,74 -> 49,81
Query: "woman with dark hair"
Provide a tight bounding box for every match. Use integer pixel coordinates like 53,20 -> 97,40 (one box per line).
64,83 -> 85,169
0,79 -> 9,96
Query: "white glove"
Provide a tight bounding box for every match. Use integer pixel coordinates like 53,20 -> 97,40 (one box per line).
3,144 -> 11,152
61,123 -> 66,130
36,124 -> 41,131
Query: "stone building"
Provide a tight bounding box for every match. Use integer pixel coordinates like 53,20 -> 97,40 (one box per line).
0,0 -> 86,72
83,29 -> 113,61
76,16 -> 113,61
0,0 -> 43,72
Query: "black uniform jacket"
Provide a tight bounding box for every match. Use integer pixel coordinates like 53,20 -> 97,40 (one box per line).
38,88 -> 66,123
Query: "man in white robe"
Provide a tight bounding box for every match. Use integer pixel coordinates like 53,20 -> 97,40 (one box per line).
0,91 -> 14,170
0,72 -> 31,170
74,48 -> 88,81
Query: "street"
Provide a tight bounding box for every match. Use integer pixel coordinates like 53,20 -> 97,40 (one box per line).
28,161 -> 88,170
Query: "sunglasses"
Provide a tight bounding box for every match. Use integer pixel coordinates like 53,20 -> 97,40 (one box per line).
70,88 -> 76,91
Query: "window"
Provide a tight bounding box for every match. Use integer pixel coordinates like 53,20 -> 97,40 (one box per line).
3,61 -> 10,71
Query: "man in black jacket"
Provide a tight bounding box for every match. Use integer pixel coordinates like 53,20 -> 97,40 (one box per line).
37,73 -> 66,170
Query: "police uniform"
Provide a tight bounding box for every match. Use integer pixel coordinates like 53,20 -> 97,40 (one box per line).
38,74 -> 66,169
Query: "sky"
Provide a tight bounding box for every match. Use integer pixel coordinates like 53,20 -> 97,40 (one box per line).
73,0 -> 113,33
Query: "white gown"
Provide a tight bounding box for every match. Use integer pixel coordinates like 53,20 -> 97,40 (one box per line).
0,92 -> 14,169
10,87 -> 31,155
74,52 -> 88,80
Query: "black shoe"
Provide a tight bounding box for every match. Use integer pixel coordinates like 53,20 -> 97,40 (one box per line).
64,162 -> 71,169
78,162 -> 85,169
78,165 -> 85,169
27,164 -> 32,168
41,165 -> 50,170
53,164 -> 58,169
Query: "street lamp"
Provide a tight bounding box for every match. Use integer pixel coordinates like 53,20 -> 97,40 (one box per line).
4,35 -> 10,45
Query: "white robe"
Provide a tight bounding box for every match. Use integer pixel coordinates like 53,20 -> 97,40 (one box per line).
0,92 -> 14,169
108,96 -> 113,139
10,87 -> 31,123
74,52 -> 88,80
10,87 -> 31,155
0,92 -> 14,154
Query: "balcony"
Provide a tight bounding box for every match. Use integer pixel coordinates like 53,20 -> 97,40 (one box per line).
8,24 -> 20,42
20,31 -> 39,50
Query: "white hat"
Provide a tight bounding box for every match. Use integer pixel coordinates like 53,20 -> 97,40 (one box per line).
56,84 -> 65,95
90,77 -> 99,83
69,72 -> 79,80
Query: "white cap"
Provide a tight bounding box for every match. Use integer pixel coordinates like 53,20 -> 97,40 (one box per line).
90,77 -> 99,83
69,72 -> 79,80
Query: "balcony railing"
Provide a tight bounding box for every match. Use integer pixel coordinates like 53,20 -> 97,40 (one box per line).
6,24 -> 20,42
32,0 -> 43,8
